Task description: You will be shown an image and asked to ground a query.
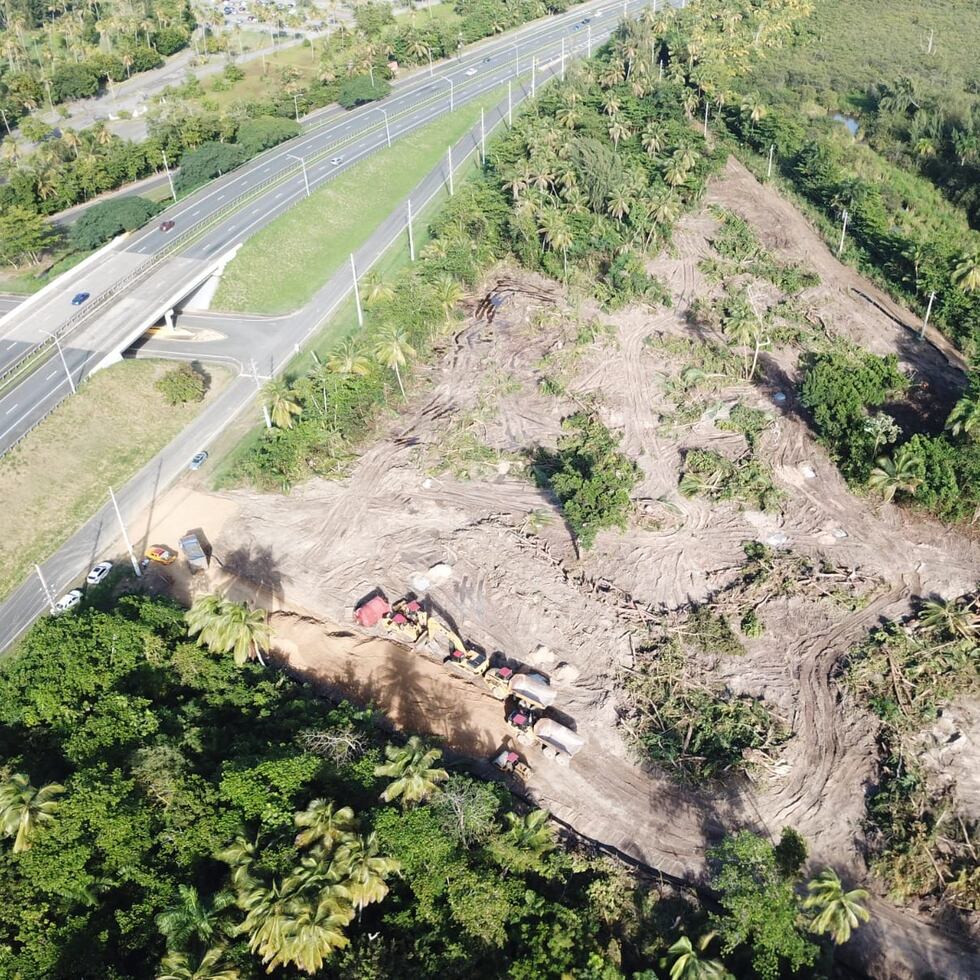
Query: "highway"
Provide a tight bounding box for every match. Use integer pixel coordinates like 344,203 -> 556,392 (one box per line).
0,0 -> 636,459
0,0 -> 658,653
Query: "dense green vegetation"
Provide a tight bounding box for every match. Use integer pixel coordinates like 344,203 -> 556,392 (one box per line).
0,590 -> 872,976
748,0 -> 980,226
841,594 -> 980,914
532,411 -> 640,549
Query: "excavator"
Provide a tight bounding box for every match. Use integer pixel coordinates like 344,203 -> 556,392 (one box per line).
354,593 -> 490,675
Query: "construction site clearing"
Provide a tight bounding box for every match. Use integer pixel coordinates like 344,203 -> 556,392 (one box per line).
130,157 -> 980,980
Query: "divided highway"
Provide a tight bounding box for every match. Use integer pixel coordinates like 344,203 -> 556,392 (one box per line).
0,0 -> 666,650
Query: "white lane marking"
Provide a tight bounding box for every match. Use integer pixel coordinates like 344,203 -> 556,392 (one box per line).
275,192 -> 283,198
4,341 -> 15,350
5,403 -> 18,414
264,166 -> 272,172
217,194 -> 225,201
192,210 -> 200,216
46,370 -> 58,380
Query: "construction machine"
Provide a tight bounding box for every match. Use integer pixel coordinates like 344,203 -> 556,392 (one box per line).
491,749 -> 532,782
144,545 -> 177,565
485,667 -> 557,709
533,718 -> 585,766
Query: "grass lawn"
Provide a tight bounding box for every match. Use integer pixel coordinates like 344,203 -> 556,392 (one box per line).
0,248 -> 95,296
0,359 -> 227,600
395,3 -> 460,26
204,41 -> 318,110
212,86 -> 504,314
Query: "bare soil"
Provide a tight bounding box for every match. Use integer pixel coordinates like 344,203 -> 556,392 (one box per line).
143,157 -> 979,979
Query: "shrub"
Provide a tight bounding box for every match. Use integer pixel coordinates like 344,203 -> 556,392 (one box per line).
338,74 -> 390,110
174,141 -> 247,192
235,116 -> 300,157
532,412 -> 640,550
155,363 -> 207,405
70,196 -> 158,251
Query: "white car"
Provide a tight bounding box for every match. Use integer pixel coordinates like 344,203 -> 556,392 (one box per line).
465,67 -> 477,77
330,156 -> 343,166
53,589 -> 83,614
86,561 -> 113,586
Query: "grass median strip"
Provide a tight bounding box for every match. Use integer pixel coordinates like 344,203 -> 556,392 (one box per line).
212,86 -> 504,314
0,359 -> 228,601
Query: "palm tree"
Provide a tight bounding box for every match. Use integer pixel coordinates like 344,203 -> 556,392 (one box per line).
218,601 -> 272,667
263,379 -> 302,429
333,832 -> 400,911
156,885 -> 235,952
608,117 -> 630,147
374,736 -> 448,807
918,596 -> 980,642
363,273 -> 395,307
803,868 -> 870,945
373,327 -> 415,401
537,207 -> 573,278
294,800 -> 356,852
642,125 -> 665,157
0,773 -> 65,852
502,809 -> 555,856
431,274 -> 464,327
946,389 -> 980,439
868,446 -> 923,503
185,593 -> 226,653
156,947 -> 240,980
664,933 -> 729,980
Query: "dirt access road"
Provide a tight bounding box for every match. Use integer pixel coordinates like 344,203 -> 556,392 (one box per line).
142,157 -> 979,978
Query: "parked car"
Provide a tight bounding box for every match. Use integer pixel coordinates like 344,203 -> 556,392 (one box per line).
71,291 -> 90,305
53,589 -> 83,614
144,545 -> 177,565
160,220 -> 176,232
189,450 -> 208,470
85,561 -> 113,586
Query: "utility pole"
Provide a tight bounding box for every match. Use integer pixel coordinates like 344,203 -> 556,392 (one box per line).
837,209 -> 849,258
447,145 -> 454,196
480,106 -> 486,162
919,291 -> 937,340
767,143 -> 775,179
407,198 -> 415,261
42,330 -> 75,393
35,564 -> 55,613
508,80 -> 513,125
350,254 -> 363,326
250,358 -> 272,429
162,150 -> 176,202
287,153 -> 310,197
109,486 -> 141,577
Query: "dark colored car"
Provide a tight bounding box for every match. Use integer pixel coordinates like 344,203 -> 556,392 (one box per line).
71,291 -> 90,305
160,220 -> 176,232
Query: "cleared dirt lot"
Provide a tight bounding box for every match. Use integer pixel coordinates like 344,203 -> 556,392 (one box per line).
144,158 -> 979,978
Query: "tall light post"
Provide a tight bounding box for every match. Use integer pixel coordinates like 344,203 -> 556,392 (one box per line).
374,106 -> 392,147
587,24 -> 592,57
440,76 -> 454,110
292,92 -> 300,122
508,79 -> 513,125
446,145 -> 454,196
250,358 -> 272,429
560,36 -> 565,80
162,150 -> 177,202
428,48 -> 434,77
407,198 -> 415,261
41,329 -> 75,394
34,564 -> 55,614
531,55 -> 536,96
350,253 -> 363,325
108,485 -> 142,577
480,107 -> 486,162
512,43 -> 519,75
286,152 -> 310,198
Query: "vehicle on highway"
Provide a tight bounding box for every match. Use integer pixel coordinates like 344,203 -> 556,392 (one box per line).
71,291 -> 90,305
53,589 -> 83,614
465,67 -> 478,76
160,220 -> 176,233
85,561 -> 113,586
330,156 -> 343,166
189,450 -> 208,470
144,545 -> 177,565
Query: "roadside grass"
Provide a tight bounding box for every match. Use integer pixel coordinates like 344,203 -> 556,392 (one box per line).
396,3 -> 459,26
211,120 -> 481,489
204,41 -> 318,110
0,247 -> 96,296
211,85 -> 504,314
0,359 -> 227,600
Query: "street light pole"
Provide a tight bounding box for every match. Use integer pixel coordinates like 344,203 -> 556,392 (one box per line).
108,485 -> 142,577
441,76 -> 454,110
587,24 -> 592,57
447,145 -> 454,196
428,49 -> 433,77
375,107 -> 391,147
34,564 -> 55,613
293,92 -> 300,122
41,330 -> 75,394
250,358 -> 272,429
508,80 -> 513,125
513,44 -> 519,75
287,153 -> 310,197
561,37 -> 565,81
407,198 -> 415,261
480,106 -> 486,162
350,253 -> 364,325
532,55 -> 536,96
162,150 -> 176,202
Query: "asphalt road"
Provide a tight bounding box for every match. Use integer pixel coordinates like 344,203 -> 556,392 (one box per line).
0,295 -> 23,316
0,0 -> 638,459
